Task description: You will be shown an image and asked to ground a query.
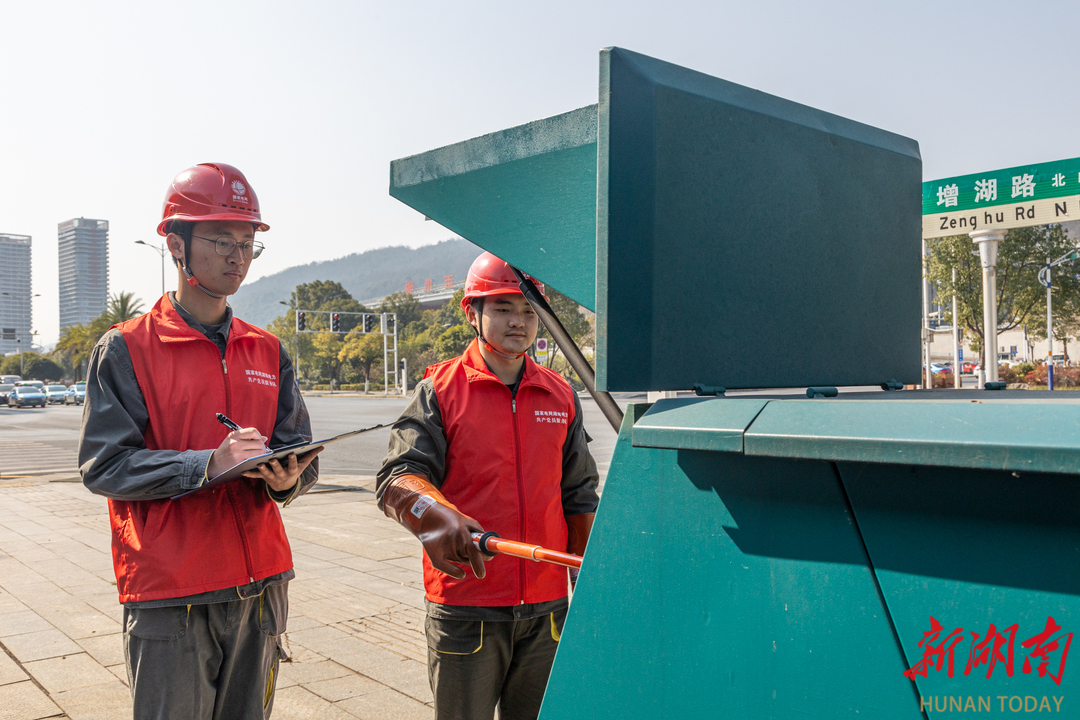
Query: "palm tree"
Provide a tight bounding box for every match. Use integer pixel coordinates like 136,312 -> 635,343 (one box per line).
103,292 -> 145,325
53,324 -> 93,381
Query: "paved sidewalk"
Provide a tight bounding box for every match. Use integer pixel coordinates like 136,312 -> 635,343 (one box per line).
0,473 -> 435,720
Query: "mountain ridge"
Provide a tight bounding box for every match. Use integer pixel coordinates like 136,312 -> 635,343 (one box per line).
229,237 -> 482,327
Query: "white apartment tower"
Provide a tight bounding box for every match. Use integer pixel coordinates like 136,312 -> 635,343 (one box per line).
0,233 -> 33,356
58,218 -> 109,330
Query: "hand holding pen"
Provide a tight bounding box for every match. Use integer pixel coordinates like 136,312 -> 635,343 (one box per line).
207,413 -> 272,480
208,412 -> 321,494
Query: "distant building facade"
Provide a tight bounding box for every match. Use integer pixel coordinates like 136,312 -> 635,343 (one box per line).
58,218 -> 109,330
0,233 -> 33,356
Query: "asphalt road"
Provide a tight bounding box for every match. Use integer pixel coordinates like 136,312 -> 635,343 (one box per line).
0,392 -> 631,483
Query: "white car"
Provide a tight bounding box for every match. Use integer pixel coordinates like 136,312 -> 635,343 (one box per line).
44,384 -> 68,405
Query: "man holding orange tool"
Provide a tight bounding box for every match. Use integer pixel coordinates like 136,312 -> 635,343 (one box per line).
376,252 -> 599,720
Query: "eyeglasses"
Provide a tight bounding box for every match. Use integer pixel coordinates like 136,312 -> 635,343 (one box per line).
192,235 -> 264,259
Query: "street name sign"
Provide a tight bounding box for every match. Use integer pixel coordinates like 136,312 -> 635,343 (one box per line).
923,156 -> 1080,238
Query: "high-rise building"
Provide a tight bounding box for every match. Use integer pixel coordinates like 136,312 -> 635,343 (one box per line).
58,218 -> 109,330
0,233 -> 33,356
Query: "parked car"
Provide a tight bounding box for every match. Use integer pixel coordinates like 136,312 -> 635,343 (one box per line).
961,361 -> 977,374
65,383 -> 86,405
929,363 -> 952,374
0,384 -> 13,403
7,385 -> 45,408
44,384 -> 68,405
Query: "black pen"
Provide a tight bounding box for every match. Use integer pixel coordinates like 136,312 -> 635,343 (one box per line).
217,413 -> 271,454
216,412 -> 243,433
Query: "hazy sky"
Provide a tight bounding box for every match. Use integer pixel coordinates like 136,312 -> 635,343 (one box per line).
5,0 -> 1080,347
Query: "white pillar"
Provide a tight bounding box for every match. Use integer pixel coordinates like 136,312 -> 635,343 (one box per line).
970,229 -> 1004,384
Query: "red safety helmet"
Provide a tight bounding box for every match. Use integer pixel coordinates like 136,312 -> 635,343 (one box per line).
157,162 -> 269,236
460,252 -> 546,312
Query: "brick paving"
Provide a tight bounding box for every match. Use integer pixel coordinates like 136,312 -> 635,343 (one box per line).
0,473 -> 435,720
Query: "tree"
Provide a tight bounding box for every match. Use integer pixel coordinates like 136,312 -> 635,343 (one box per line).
49,295 -> 138,381
290,280 -> 354,314
269,282 -> 370,385
435,325 -> 475,361
339,333 -> 384,392
398,333 -> 440,385
925,225 -> 1080,362
53,324 -> 94,381
434,289 -> 468,328
103,291 -> 145,325
309,333 -> 345,387
1026,258 -> 1080,363
530,286 -> 595,390
2,352 -> 63,381
378,291 -> 424,328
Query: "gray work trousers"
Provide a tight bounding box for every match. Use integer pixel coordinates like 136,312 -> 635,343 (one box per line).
426,609 -> 567,720
123,583 -> 288,720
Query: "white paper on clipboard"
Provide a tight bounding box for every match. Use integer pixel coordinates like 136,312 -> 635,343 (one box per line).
172,424 -> 386,499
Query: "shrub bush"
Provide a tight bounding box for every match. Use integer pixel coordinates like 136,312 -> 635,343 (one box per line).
922,371 -> 952,388
1023,365 -> 1080,387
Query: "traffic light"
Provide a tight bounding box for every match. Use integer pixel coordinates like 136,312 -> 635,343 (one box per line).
386,315 -> 395,331
364,314 -> 376,332
331,313 -> 341,333
297,312 -> 306,332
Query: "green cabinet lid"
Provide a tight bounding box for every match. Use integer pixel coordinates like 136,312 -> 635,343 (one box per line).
632,397 -> 767,452
634,392 -> 1080,474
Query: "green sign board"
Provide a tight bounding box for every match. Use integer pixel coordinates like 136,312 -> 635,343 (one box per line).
923,156 -> 1080,238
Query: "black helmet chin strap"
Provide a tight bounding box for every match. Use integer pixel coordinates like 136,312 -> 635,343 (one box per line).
473,299 -> 528,360
180,237 -> 225,299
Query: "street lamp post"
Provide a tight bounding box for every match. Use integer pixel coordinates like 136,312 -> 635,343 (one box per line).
135,240 -> 168,296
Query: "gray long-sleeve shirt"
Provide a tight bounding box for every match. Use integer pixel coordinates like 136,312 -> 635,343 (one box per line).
79,295 -> 317,606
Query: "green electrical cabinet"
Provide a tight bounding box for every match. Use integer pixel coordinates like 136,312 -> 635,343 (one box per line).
390,47 -> 1078,718
544,394 -> 1080,718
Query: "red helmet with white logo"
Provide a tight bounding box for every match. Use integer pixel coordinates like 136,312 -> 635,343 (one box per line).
156,163 -> 269,236
460,252 -> 546,312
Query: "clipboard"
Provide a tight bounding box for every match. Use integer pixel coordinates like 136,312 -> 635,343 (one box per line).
172,423 -> 387,499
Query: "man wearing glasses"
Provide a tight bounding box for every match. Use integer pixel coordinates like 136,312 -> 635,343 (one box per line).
80,163 -> 319,718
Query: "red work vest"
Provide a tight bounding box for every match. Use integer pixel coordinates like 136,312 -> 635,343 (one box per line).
423,339 -> 575,606
108,294 -> 292,603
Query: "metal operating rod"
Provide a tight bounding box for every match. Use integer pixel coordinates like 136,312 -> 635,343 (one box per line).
509,266 -> 624,434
